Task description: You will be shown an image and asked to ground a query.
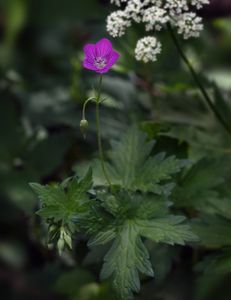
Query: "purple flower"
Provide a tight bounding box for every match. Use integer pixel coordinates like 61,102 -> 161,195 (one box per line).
83,38 -> 120,74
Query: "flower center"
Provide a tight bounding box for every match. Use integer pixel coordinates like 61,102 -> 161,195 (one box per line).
94,57 -> 107,69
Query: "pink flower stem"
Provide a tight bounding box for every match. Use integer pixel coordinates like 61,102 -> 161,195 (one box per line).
95,75 -> 113,190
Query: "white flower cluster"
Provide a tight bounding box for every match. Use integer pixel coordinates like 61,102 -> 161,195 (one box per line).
135,36 -> 161,62
176,12 -> 203,39
107,0 -> 210,62
106,10 -> 131,37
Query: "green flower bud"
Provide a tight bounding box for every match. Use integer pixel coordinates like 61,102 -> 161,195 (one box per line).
80,119 -> 89,139
57,237 -> 65,255
49,224 -> 58,240
49,224 -> 57,233
63,230 -> 72,249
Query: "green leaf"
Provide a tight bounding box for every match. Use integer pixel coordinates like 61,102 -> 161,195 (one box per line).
26,132 -> 74,177
138,216 -> 198,245
149,244 -> 179,282
30,168 -> 93,223
89,127 -> 185,193
173,158 -> 226,210
67,168 -> 93,206
197,250 -> 231,275
29,183 -> 65,206
192,216 -> 231,247
97,191 -> 168,220
88,228 -> 116,247
135,153 -> 185,193
195,250 -> 231,300
100,221 -> 154,300
212,82 -> 231,133
88,191 -> 197,300
54,268 -> 94,297
208,197 -> 231,221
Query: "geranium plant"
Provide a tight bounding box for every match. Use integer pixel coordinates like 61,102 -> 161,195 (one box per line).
30,37 -> 200,300
29,2 -> 231,300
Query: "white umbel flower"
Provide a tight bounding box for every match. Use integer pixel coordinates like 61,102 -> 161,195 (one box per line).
175,12 -> 203,39
125,0 -> 144,23
107,10 -> 131,37
164,0 -> 189,15
135,36 -> 162,63
191,0 -> 210,9
143,6 -> 169,31
107,0 -> 210,62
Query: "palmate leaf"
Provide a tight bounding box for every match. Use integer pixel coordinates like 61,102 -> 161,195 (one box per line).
195,247 -> 231,300
137,216 -> 198,245
197,250 -> 231,276
172,157 -> 227,210
195,250 -> 231,300
88,192 -> 198,300
90,218 -> 197,300
192,215 -> 231,247
97,190 -> 169,220
87,127 -> 185,193
208,197 -> 231,221
30,168 -> 92,223
100,222 -> 153,300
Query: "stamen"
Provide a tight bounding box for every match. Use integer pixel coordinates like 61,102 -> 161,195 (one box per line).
94,57 -> 107,69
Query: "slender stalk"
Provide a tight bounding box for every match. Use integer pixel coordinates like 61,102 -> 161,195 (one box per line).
95,75 -> 113,190
167,23 -> 231,136
82,97 -> 95,120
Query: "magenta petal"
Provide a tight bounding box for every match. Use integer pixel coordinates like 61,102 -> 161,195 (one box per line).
108,50 -> 120,66
94,68 -> 108,74
83,38 -> 120,73
83,60 -> 98,71
93,51 -> 120,74
102,51 -> 120,73
83,44 -> 96,63
95,38 -> 113,58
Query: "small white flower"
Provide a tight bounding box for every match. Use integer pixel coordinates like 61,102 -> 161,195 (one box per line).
164,0 -> 189,16
143,0 -> 162,5
107,0 -> 210,62
175,12 -> 203,39
125,0 -> 144,23
191,0 -> 210,9
107,10 -> 131,37
143,6 -> 169,31
135,36 -> 162,63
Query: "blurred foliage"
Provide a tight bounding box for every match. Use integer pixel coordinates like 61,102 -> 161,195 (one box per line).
0,0 -> 231,300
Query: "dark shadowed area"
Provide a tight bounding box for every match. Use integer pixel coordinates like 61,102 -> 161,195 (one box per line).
0,1 -> 231,300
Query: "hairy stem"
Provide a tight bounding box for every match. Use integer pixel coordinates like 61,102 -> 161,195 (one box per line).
82,97 -> 95,120
95,75 -> 113,190
167,23 -> 231,136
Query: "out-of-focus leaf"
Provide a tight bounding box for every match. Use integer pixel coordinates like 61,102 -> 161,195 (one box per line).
192,216 -> 231,247
26,132 -> 74,177
172,157 -> 228,210
54,269 -> 94,297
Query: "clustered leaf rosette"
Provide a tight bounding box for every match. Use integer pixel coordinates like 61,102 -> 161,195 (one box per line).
107,0 -> 210,63
31,128 -> 199,300
83,38 -> 120,73
78,128 -> 199,300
